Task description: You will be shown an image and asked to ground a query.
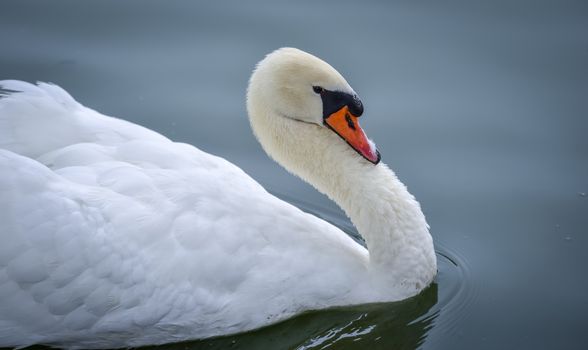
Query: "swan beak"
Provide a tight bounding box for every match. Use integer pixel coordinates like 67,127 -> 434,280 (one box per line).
324,106 -> 381,164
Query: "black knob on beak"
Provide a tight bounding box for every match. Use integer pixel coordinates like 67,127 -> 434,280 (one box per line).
349,94 -> 363,117
321,90 -> 364,120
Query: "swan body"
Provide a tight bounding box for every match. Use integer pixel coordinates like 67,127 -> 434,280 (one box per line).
0,48 -> 435,348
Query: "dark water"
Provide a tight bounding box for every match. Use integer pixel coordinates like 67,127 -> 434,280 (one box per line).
1,0 -> 587,349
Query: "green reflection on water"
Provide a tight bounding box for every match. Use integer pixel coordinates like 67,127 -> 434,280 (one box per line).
144,284 -> 438,350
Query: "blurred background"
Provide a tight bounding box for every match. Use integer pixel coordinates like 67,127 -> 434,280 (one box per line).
1,0 -> 587,349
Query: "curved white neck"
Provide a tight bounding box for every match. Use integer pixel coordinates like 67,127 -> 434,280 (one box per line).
249,105 -> 436,296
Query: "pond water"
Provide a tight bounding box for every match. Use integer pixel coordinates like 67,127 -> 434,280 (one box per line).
1,0 -> 587,349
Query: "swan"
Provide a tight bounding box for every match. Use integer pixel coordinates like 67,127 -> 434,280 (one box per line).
0,47 -> 436,349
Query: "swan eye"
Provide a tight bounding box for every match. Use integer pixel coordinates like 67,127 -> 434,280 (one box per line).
312,86 -> 324,94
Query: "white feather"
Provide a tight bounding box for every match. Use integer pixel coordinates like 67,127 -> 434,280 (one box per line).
0,48 -> 435,348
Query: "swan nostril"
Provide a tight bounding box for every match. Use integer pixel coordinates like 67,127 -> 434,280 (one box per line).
345,113 -> 356,130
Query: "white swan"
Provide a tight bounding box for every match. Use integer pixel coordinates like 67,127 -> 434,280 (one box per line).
0,48 -> 436,349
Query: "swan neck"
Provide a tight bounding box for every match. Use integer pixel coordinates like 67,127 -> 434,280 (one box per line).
326,160 -> 436,295
248,103 -> 436,295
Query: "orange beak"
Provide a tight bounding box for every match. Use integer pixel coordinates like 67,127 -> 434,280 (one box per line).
324,106 -> 380,164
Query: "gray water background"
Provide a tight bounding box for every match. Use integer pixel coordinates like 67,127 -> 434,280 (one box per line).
1,0 -> 587,349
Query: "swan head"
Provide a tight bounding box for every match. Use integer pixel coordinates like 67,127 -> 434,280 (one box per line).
247,48 -> 380,168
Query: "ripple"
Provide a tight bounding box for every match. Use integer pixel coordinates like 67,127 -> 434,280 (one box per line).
428,243 -> 477,337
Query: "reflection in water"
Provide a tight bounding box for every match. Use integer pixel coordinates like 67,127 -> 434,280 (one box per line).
145,284 -> 438,350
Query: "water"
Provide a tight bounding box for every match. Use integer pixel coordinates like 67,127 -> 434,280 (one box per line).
1,0 -> 587,349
